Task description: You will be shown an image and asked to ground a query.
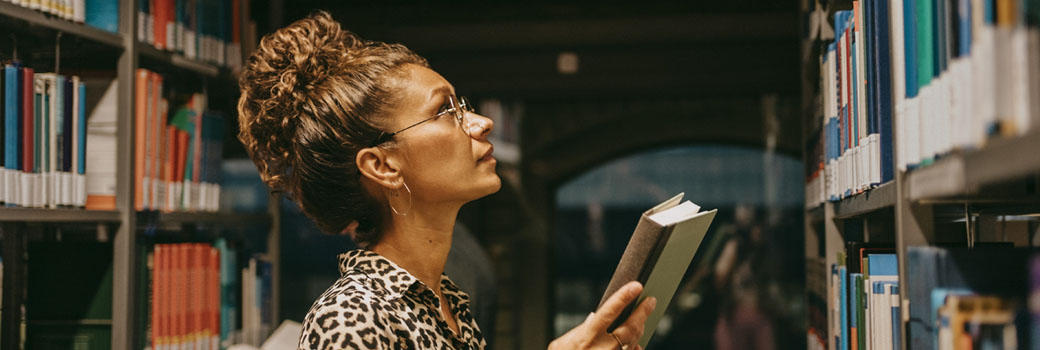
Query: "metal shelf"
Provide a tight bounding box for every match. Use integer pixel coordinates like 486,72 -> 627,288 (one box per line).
0,207 -> 120,222
137,44 -> 221,77
0,1 -> 124,48
832,181 -> 896,219
137,211 -> 271,226
908,131 -> 1040,201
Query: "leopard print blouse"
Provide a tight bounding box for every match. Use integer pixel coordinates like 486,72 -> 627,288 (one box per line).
299,249 -> 486,349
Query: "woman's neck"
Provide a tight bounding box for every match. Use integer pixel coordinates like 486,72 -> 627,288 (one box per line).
369,202 -> 459,294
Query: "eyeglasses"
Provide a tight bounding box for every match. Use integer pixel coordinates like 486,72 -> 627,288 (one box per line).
372,95 -> 474,147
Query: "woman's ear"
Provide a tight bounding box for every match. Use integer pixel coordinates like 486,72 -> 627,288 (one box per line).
356,147 -> 403,189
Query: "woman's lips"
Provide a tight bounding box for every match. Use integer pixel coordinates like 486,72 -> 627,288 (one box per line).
479,145 -> 495,162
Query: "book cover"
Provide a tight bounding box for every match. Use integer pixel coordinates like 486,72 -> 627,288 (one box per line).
597,193 -> 717,347
3,64 -> 18,206
134,69 -> 148,211
84,0 -> 118,33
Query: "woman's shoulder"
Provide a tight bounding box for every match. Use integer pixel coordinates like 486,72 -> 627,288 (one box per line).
299,271 -> 395,348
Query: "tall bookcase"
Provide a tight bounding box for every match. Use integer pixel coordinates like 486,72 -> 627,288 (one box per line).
0,1 -> 280,350
800,0 -> 1040,349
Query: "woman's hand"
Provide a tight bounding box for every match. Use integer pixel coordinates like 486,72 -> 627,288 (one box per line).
548,281 -> 657,350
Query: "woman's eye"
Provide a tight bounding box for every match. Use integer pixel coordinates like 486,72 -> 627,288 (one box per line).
437,103 -> 452,115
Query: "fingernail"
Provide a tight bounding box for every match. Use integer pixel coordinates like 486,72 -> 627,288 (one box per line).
649,297 -> 658,309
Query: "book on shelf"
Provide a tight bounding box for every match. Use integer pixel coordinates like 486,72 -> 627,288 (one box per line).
150,240 -> 244,350
825,242 -> 901,350
84,75 -> 117,210
84,0 -> 118,33
805,0 -> 1040,207
134,68 -> 225,213
598,192 -> 717,348
0,62 -> 88,209
4,0 -> 87,24
138,0 -> 254,69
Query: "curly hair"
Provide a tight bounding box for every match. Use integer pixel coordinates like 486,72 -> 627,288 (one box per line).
237,11 -> 428,244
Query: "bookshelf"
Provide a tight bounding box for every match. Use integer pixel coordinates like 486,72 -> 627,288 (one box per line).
801,0 -> 1040,349
0,1 -> 276,350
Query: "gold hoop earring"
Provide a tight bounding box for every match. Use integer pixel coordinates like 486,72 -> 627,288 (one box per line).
388,181 -> 412,216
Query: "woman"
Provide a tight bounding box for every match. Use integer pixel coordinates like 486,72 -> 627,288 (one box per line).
237,11 -> 656,350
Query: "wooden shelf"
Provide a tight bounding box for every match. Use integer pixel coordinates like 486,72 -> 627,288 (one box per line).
0,207 -> 120,222
832,181 -> 896,219
908,131 -> 1040,201
137,211 -> 271,226
137,44 -> 221,77
0,2 -> 123,48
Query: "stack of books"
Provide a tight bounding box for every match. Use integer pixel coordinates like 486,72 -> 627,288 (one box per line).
830,243 -> 901,350
1,63 -> 89,208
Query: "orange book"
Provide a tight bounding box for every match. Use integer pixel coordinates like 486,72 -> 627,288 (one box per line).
148,73 -> 162,210
194,243 -> 205,349
152,0 -> 164,50
151,245 -> 163,350
176,244 -> 188,350
210,246 -> 221,348
164,126 -> 176,212
134,69 -> 149,211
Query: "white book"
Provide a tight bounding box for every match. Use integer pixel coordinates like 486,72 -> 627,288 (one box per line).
74,0 -> 84,22
85,79 -> 118,209
870,133 -> 880,185
973,24 -> 997,144
995,26 -> 1015,135
905,97 -> 920,168
1010,27 -> 1031,134
185,30 -> 197,59
937,75 -> 951,155
920,86 -> 935,163
1029,29 -> 1040,133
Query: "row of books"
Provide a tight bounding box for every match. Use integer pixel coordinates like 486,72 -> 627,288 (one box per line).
1,0 -> 120,34
805,0 -> 1040,206
138,0 -> 249,69
149,242 -> 229,350
830,244 -> 901,350
127,68 -> 224,213
2,64 -> 88,208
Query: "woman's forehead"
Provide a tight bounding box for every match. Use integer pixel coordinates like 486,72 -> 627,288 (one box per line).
399,64 -> 454,106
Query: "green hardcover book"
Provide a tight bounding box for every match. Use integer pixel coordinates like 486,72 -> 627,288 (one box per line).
916,0 -> 935,88
26,242 -> 113,350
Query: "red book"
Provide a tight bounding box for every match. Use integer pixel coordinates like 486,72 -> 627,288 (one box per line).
151,245 -> 161,349
20,67 -> 33,174
176,243 -> 187,349
209,246 -> 220,348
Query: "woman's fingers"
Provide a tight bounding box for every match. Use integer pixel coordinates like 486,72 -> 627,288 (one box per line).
589,281 -> 644,330
614,296 -> 657,344
624,295 -> 657,332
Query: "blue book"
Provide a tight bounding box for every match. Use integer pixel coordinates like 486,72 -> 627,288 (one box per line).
890,284 -> 901,350
874,0 -> 896,184
77,82 -> 86,176
3,65 -> 17,175
55,75 -> 65,176
865,0 -> 877,151
840,265 -> 849,350
868,253 -> 898,276
904,0 -> 920,98
957,0 -> 972,57
85,0 -> 119,33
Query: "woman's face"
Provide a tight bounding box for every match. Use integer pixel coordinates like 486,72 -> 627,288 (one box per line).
383,64 -> 501,205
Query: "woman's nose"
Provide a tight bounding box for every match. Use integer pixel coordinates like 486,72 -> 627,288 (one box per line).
467,113 -> 494,140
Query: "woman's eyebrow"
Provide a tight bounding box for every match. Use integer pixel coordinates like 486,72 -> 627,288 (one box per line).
425,86 -> 453,108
